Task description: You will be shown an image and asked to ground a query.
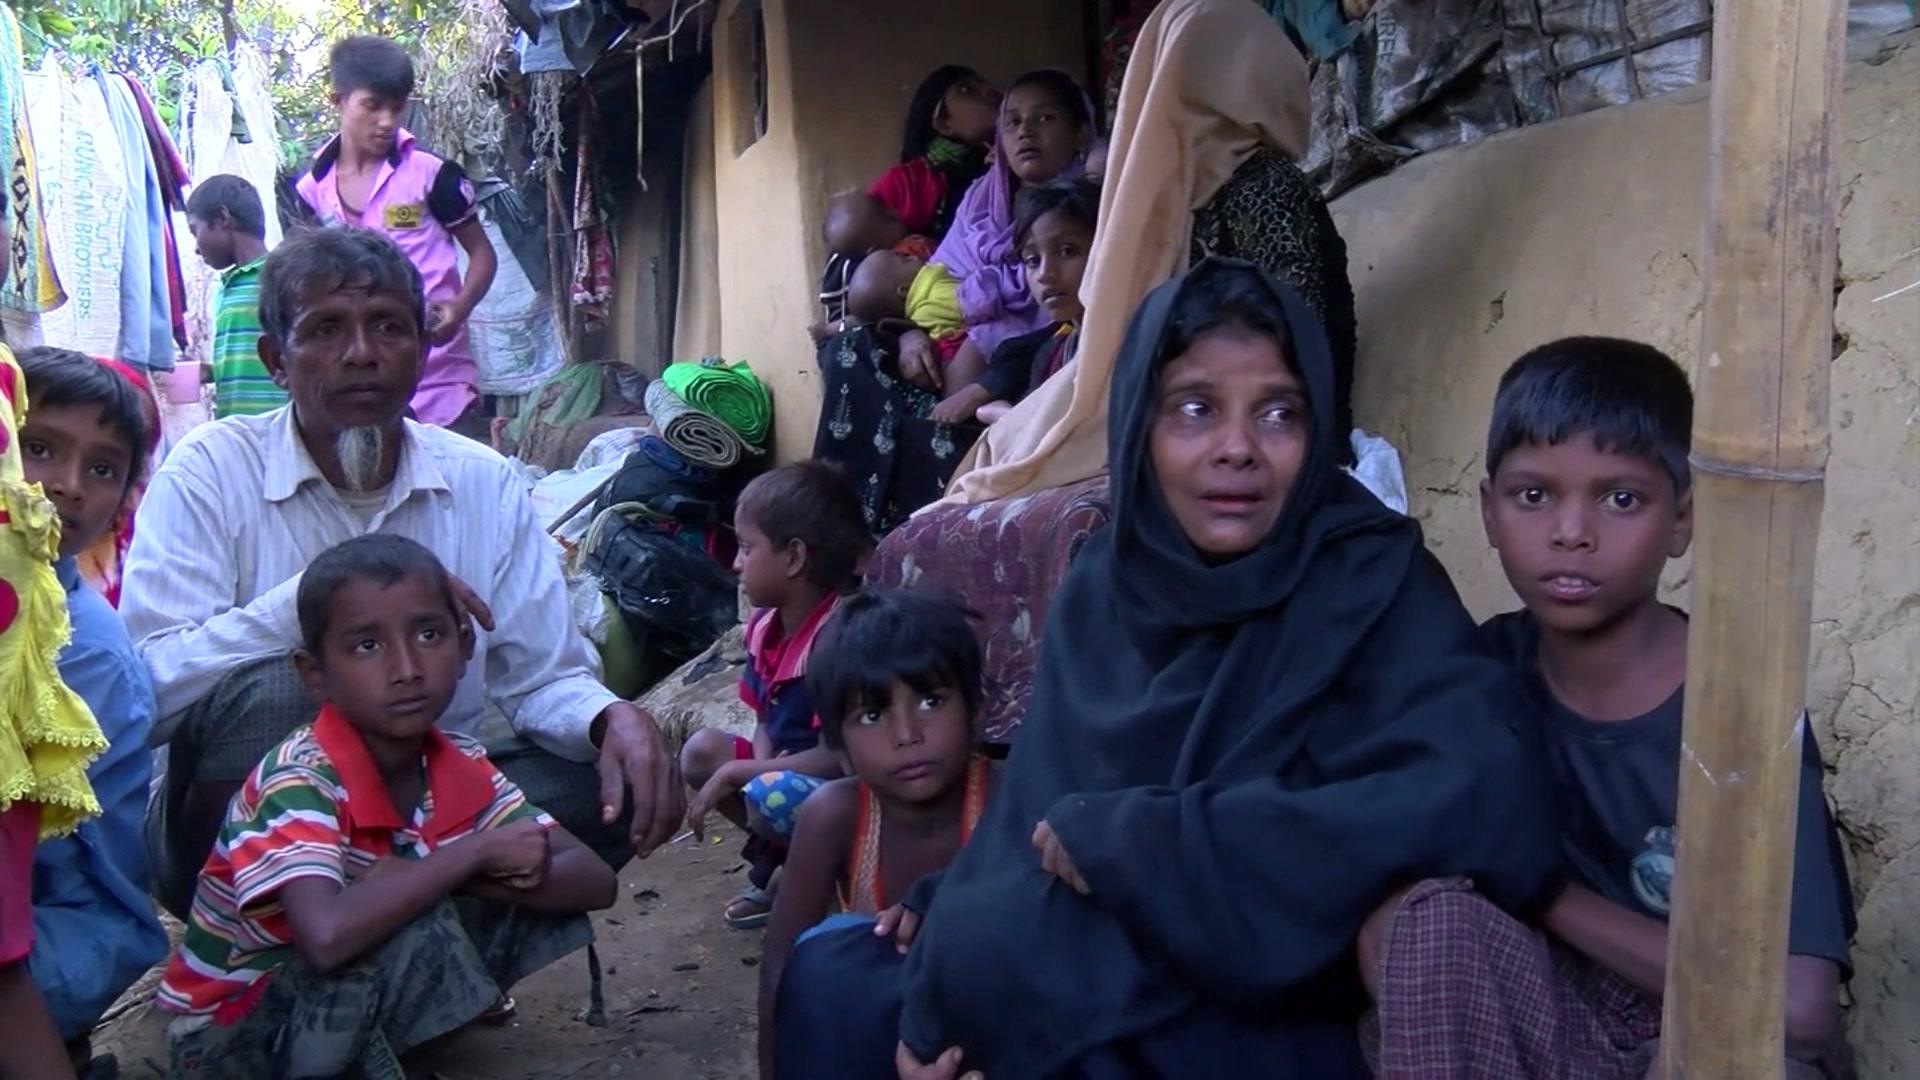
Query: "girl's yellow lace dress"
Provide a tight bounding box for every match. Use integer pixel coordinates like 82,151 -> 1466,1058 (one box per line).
0,343 -> 104,838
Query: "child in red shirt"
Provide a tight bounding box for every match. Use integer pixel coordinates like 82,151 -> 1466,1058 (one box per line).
680,463 -> 873,928
156,536 -> 615,1076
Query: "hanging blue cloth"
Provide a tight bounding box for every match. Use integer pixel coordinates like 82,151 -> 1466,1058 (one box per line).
90,65 -> 175,371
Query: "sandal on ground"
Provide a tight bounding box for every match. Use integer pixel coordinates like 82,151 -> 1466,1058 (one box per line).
476,995 -> 517,1026
725,884 -> 773,929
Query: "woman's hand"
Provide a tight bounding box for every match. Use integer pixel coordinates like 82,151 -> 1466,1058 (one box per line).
896,1042 -> 981,1080
1031,821 -> 1089,896
686,760 -> 750,842
874,903 -> 922,955
895,330 -> 944,393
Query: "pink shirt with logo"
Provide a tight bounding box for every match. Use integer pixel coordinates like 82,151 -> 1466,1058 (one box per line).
296,129 -> 479,426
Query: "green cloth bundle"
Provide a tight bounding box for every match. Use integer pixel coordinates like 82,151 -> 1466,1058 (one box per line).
660,359 -> 772,448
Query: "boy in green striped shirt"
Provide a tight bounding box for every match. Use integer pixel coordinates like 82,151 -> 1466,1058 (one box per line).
186,175 -> 287,418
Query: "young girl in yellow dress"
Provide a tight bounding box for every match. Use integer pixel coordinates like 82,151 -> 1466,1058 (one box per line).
0,186 -> 109,1078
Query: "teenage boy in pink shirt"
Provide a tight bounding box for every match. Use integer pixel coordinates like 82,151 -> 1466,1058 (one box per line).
296,35 -> 498,429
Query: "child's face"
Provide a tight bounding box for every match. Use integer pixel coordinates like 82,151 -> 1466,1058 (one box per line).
295,572 -> 469,742
732,510 -> 801,610
186,213 -> 237,271
837,679 -> 974,805
933,76 -> 1001,148
1148,329 -> 1308,560
261,281 -> 424,442
1000,84 -> 1084,186
335,88 -> 407,161
19,401 -> 135,558
1481,435 -> 1693,635
1021,208 -> 1094,326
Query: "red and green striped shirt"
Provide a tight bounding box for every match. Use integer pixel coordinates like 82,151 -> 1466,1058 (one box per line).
209,256 -> 287,418
155,706 -> 547,1018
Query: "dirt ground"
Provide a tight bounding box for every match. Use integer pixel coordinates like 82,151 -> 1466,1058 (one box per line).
92,826 -> 763,1079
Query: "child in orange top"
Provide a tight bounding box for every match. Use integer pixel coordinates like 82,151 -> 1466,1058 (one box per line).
757,589 -> 995,1078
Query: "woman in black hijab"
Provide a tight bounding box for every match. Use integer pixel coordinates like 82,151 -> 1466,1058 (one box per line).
779,260 -> 1559,1079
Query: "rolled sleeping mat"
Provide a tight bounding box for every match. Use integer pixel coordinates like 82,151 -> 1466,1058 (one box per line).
645,378 -> 746,470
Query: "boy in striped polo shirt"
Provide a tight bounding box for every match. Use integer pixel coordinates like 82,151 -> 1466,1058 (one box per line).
185,175 -> 288,418
157,535 -> 616,1076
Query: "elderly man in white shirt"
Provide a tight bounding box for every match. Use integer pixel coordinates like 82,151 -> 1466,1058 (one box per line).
125,227 -> 683,917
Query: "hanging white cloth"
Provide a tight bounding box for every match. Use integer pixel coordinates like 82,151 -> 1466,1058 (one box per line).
26,58 -> 128,358
465,211 -> 566,395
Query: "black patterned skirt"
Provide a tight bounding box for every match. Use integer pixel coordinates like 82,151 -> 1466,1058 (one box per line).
811,327 -> 982,535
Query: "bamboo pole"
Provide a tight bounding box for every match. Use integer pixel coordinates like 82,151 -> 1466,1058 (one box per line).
1659,0 -> 1848,1076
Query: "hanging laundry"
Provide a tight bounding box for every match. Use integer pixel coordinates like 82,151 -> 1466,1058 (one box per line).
123,75 -> 193,352
213,59 -> 252,144
0,6 -> 62,315
95,66 -> 175,371
465,209 -> 564,396
570,95 -> 614,334
155,199 -> 188,353
123,76 -> 190,209
28,59 -> 129,361
177,55 -> 279,250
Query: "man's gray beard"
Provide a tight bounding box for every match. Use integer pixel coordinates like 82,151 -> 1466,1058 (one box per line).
335,426 -> 387,492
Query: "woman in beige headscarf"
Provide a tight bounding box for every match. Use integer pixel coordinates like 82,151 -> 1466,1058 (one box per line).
945,0 -> 1360,505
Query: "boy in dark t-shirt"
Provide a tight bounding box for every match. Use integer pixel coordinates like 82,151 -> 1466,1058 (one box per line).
1363,338 -> 1854,1077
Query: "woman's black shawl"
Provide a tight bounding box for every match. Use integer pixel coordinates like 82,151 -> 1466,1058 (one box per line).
897,260 -> 1560,1075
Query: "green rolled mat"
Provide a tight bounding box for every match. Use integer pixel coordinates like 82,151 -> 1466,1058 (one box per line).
646,378 -> 746,469
660,359 -> 772,448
